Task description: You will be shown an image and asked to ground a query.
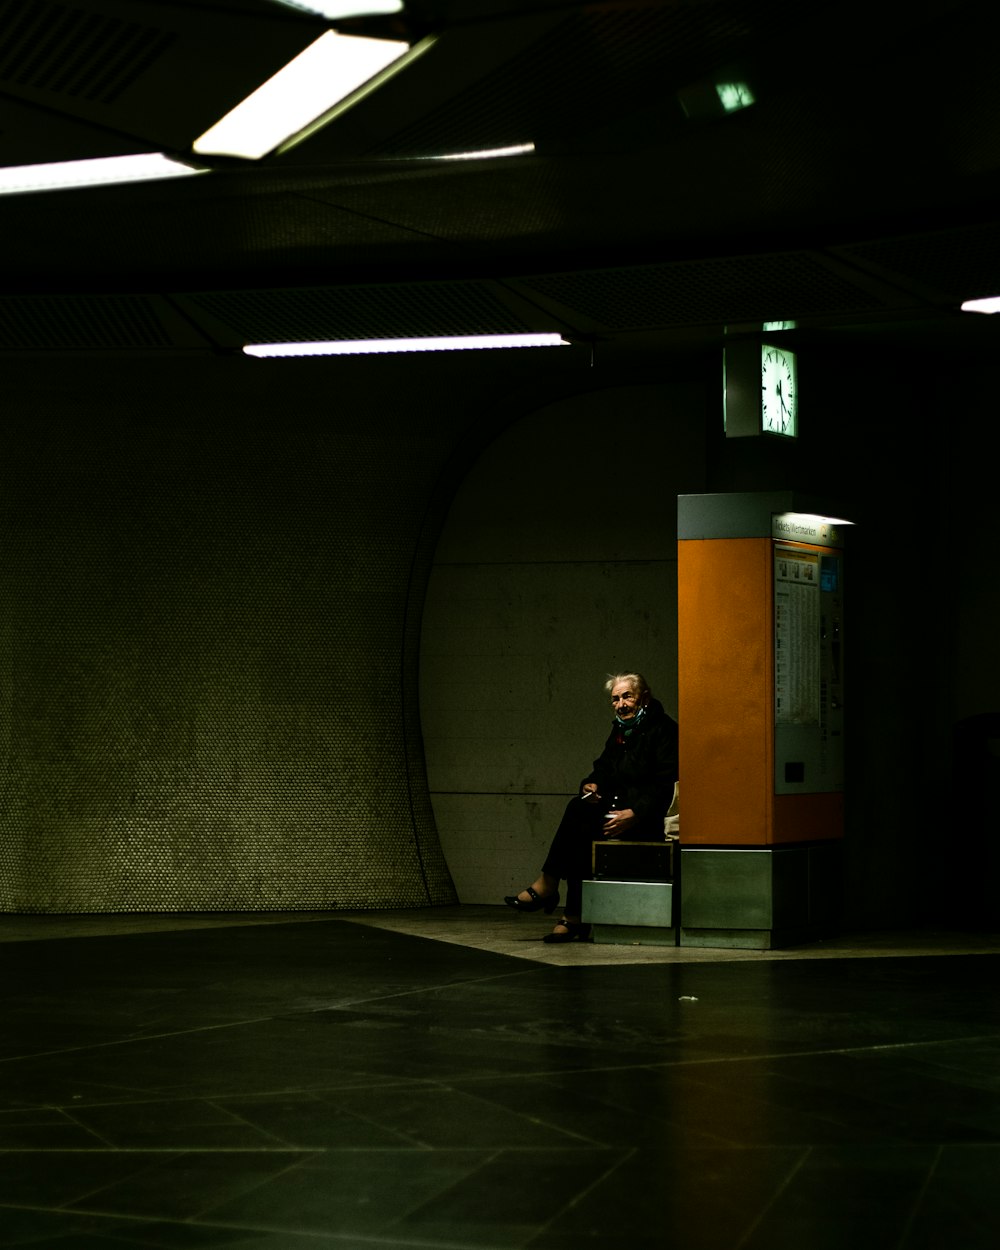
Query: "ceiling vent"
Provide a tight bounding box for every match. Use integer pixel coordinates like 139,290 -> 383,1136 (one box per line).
0,1 -> 313,151
0,0 -> 176,104
834,224 -> 1000,303
0,294 -> 192,350
177,282 -> 533,347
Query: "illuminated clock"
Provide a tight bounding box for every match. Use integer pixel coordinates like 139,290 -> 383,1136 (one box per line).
724,338 -> 799,439
761,343 -> 798,436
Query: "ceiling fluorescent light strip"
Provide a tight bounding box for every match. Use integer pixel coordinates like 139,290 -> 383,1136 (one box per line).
411,143 -> 535,161
271,1 -> 404,16
0,153 -> 205,196
960,296 -> 1000,314
194,31 -> 433,160
243,333 -> 571,357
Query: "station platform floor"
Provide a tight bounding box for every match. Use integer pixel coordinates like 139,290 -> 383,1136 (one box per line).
2,906 -> 999,1249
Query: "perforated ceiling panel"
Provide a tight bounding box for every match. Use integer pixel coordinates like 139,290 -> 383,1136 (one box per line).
0,0 -> 176,104
834,224 -> 1000,303
0,295 -> 178,349
0,0 -> 312,150
180,281 -> 532,345
511,251 -> 892,332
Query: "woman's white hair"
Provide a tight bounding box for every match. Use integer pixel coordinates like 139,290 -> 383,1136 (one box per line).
604,672 -> 651,700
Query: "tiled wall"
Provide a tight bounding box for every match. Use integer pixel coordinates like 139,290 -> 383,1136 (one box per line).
0,352 -> 527,913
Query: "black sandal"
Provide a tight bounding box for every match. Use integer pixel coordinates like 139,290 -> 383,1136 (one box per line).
542,918 -> 592,944
503,885 -> 560,914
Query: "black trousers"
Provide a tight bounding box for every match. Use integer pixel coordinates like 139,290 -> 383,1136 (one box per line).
541,797 -> 663,915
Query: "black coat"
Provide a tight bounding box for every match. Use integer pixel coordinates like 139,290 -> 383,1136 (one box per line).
583,698 -> 678,834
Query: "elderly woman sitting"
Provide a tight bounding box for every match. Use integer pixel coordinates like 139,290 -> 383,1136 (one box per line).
505,671 -> 678,943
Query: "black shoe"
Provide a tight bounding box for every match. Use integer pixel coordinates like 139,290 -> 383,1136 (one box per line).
542,919 -> 592,944
504,886 -> 560,914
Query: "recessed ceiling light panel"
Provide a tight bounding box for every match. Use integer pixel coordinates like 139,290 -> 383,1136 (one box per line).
193,30 -> 424,160
0,153 -> 206,196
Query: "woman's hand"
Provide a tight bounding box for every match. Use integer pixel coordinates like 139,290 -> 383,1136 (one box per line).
602,808 -> 636,836
580,784 -> 601,803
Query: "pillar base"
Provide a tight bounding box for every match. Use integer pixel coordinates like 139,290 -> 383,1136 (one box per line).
581,879 -> 675,946
678,843 -> 842,949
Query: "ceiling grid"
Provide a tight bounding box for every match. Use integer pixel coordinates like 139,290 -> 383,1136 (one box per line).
0,0 -> 995,354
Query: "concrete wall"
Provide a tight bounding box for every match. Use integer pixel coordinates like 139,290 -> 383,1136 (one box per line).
0,350 -> 582,913
420,381 -> 706,903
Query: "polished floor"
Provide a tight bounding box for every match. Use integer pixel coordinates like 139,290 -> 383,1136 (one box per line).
2,908 -> 1000,1249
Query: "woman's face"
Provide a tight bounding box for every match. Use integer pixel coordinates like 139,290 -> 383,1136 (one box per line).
610,680 -> 644,720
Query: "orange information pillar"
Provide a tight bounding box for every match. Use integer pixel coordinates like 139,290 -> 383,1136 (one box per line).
677,492 -> 850,948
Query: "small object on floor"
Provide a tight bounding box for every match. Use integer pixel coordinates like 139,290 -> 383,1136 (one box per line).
504,886 -> 560,914
543,919 -> 592,944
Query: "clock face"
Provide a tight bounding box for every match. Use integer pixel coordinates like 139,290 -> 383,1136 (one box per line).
761,344 -> 798,436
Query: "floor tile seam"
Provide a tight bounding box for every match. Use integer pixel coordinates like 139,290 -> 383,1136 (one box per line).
362,930 -> 1000,955
0,968 -> 546,1067
27,1145 -> 187,1216
0,1143 -> 620,1155
0,1140 -> 625,1155
201,1095 -> 312,1149
0,916 -> 342,945
4,984 -> 551,1066
411,946 -> 1000,967
429,1033 -> 1000,1085
529,1144 -> 637,1241
58,1105 -> 119,1151
662,1031 -> 1000,1068
452,1084 -> 608,1148
508,1070 -> 750,1151
4,1032 -> 992,1120
339,919 -> 1000,963
27,1196 -> 554,1249
2,1076 -> 470,1116
732,1146 -> 813,1250
0,1141 -> 989,1160
50,1037 -> 969,1111
0,1145 -> 322,1154
905,1055 -> 1000,1089
374,1145 -> 506,1237
346,938 -> 1000,970
663,1070 -> 944,1143
0,1200 -> 494,1249
297,964 -> 549,1011
0,1014 -> 280,1066
893,1144 -> 943,1250
309,1097 -> 438,1153
188,1150 -> 310,1225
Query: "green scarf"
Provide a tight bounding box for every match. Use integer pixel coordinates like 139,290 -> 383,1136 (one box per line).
614,704 -> 648,739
